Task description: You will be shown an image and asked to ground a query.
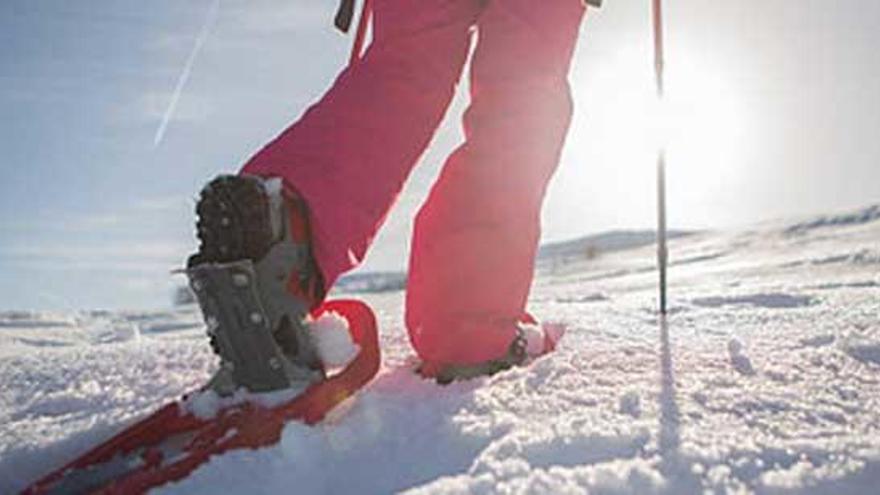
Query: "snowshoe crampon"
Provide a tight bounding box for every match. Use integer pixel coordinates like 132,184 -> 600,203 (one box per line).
22,299 -> 380,495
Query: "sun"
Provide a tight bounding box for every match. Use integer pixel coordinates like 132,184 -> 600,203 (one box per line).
560,42 -> 750,227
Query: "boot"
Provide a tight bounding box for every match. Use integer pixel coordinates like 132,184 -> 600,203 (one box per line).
187,174 -> 326,396
419,316 -> 564,385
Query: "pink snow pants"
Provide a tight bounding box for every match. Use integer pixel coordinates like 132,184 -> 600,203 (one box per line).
242,0 -> 586,366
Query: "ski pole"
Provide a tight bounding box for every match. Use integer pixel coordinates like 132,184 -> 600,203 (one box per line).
652,0 -> 669,315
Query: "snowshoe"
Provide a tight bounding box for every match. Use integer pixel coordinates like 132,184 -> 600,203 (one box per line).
22,300 -> 380,495
22,175 -> 381,494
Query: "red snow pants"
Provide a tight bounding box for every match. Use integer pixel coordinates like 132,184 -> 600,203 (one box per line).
242,0 -> 586,366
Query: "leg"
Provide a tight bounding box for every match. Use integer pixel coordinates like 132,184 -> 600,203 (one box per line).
241,0 -> 483,289
406,0 -> 587,365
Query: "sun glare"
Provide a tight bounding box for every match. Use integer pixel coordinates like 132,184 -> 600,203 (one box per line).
663,62 -> 747,183
564,43 -> 750,227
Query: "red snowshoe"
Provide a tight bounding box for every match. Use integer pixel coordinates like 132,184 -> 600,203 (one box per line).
22,299 -> 380,495
24,175 -> 382,494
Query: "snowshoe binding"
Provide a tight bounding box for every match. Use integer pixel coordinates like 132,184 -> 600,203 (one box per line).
187,174 -> 325,396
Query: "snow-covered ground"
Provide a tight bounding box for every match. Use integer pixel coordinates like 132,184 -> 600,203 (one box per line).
2,206 -> 879,494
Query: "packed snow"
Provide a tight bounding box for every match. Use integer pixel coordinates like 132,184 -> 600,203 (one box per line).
1,205 -> 879,494
310,311 -> 361,369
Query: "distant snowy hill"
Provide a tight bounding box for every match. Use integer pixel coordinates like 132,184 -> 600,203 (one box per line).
538,228 -> 692,261
535,229 -> 693,274
335,271 -> 407,294
785,204 -> 880,234
2,204 -> 879,494
331,229 -> 695,295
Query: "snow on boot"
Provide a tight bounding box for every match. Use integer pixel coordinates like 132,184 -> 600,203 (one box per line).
517,319 -> 565,357
187,174 -> 325,396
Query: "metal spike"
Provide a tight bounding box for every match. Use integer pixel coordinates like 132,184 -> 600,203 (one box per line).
206,316 -> 219,334
232,273 -> 249,287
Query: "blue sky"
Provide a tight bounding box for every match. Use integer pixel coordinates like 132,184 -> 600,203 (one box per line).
2,0 -> 879,310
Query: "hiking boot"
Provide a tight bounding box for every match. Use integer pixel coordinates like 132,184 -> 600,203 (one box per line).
419,316 -> 564,385
186,174 -> 326,395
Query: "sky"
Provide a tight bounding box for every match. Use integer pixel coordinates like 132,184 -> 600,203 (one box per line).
1,0 -> 879,310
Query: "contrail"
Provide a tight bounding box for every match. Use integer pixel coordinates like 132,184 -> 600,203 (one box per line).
153,0 -> 221,148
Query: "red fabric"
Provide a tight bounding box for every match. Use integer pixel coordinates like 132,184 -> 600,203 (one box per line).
243,0 -> 586,366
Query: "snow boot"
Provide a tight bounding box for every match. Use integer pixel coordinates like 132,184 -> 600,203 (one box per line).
187,174 -> 326,396
419,316 -> 565,385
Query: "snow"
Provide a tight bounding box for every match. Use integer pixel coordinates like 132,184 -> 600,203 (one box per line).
310,311 -> 360,369
727,338 -> 756,376
183,387 -> 306,420
619,391 -> 642,418
2,205 -> 880,494
179,311 -> 359,420
518,322 -> 547,356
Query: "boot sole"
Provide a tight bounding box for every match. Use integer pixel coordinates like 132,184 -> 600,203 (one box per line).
189,175 -> 276,268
